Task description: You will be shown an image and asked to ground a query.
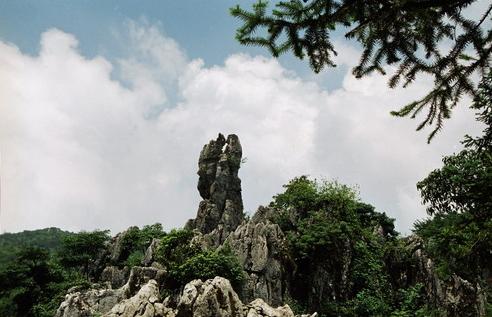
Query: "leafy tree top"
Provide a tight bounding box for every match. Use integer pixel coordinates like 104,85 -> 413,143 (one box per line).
417,72 -> 492,218
231,0 -> 492,141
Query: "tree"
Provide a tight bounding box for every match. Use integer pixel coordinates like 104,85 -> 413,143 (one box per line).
231,0 -> 492,141
417,72 -> 492,219
59,230 -> 110,280
414,71 -> 492,281
0,247 -> 63,316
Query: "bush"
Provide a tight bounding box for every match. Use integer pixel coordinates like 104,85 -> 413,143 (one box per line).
169,247 -> 245,290
155,229 -> 245,290
270,176 -> 399,316
155,229 -> 200,269
125,250 -> 144,267
117,223 -> 167,267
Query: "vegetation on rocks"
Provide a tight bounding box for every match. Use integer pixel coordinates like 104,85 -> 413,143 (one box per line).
155,229 -> 245,290
1,80 -> 491,315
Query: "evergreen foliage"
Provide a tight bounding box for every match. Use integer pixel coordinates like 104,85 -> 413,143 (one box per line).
0,224 -> 167,316
0,228 -> 73,267
58,230 -> 110,280
0,246 -> 89,317
231,0 -> 492,141
414,71 -> 492,283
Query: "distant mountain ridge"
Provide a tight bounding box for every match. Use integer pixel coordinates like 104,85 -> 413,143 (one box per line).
0,227 -> 73,265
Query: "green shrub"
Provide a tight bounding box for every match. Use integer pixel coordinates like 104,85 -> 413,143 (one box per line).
169,247 -> 245,290
113,224 -> 167,267
125,250 -> 144,267
155,229 -> 200,269
155,229 -> 245,290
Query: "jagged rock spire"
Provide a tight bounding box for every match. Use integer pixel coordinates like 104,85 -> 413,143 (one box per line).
187,133 -> 244,234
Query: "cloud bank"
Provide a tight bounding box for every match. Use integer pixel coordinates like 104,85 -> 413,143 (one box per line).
0,22 -> 480,234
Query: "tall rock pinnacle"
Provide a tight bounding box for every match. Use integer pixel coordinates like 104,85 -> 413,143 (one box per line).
187,133 -> 244,234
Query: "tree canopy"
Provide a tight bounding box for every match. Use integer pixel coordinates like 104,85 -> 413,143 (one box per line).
414,71 -> 492,281
231,0 -> 492,141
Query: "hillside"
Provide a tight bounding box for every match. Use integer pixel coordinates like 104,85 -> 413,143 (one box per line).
0,134 -> 490,317
0,227 -> 73,266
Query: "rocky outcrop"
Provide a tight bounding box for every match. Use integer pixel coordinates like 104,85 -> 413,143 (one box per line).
101,266 -> 131,289
406,236 -> 487,317
224,216 -> 290,307
105,280 -> 174,317
55,267 -> 166,317
177,277 -> 244,317
124,266 -> 167,297
109,227 -> 139,264
55,286 -> 126,317
56,275 -> 314,317
143,238 -> 162,267
176,277 -> 315,317
186,134 -> 244,236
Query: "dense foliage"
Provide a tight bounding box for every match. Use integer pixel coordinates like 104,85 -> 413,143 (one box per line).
414,72 -> 492,283
231,0 -> 492,141
0,228 -> 73,267
269,176 -> 438,316
155,229 -> 245,290
0,224 -> 165,317
58,230 -> 110,279
116,224 -> 167,267
0,233 -> 88,317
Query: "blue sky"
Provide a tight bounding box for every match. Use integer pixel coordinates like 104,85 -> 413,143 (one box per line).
0,1 -> 486,234
0,1 -> 348,90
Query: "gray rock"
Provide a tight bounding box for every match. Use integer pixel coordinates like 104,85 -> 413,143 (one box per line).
109,227 -> 139,264
245,299 -> 294,317
175,277 -> 306,317
187,134 -> 244,237
142,238 -> 161,267
177,277 -> 243,317
406,235 -> 487,317
124,266 -> 167,297
101,266 -> 130,289
55,286 -> 126,317
55,266 -> 167,317
224,218 -> 289,307
104,280 -> 175,317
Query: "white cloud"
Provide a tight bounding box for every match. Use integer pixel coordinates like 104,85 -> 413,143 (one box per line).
0,23 -> 481,234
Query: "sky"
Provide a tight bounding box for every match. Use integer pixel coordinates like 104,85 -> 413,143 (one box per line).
0,1 -> 487,234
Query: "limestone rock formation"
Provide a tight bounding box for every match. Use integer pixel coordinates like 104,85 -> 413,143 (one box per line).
406,236 -> 487,317
56,274 -> 314,317
101,266 -> 131,289
186,133 -> 244,236
177,277 -> 244,317
54,133 -> 489,317
176,277 -> 315,317
224,215 -> 290,306
55,267 -> 166,317
55,286 -> 126,317
142,238 -> 162,267
105,280 -> 174,317
109,227 -> 139,264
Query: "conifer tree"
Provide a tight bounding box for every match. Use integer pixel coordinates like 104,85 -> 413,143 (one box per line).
231,0 -> 492,141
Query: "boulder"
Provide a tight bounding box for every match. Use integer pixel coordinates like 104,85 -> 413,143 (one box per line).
104,280 -> 174,317
177,277 -> 243,317
143,238 -> 161,267
224,218 -> 289,307
55,286 -> 126,317
101,266 -> 131,289
124,266 -> 167,297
